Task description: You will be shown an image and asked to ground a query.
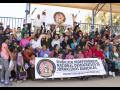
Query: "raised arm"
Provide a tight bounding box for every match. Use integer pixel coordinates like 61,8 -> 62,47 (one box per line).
74,11 -> 80,18
42,9 -> 46,15
51,26 -> 56,37
14,27 -> 16,39
31,7 -> 37,15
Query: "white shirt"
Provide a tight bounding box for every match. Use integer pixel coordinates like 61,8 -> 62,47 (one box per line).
89,29 -> 95,33
23,14 -> 32,24
115,32 -> 120,37
42,15 -> 46,22
51,36 -> 63,48
31,35 -> 42,49
33,17 -> 44,27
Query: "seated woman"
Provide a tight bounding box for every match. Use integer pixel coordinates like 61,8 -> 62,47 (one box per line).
93,45 -> 108,78
63,44 -> 76,58
104,46 -> 115,77
83,42 -> 97,58
79,38 -> 86,49
111,46 -> 120,75
19,33 -> 35,48
71,36 -> 81,50
42,28 -> 56,51
8,32 -> 16,47
38,44 -> 51,58
51,44 -> 60,58
88,38 -> 95,48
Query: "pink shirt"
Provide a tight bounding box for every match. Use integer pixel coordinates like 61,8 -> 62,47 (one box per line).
1,43 -> 9,60
77,54 -> 84,59
30,59 -> 35,67
65,55 -> 74,59
19,37 -> 31,47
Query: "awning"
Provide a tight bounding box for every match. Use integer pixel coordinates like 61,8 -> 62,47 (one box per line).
31,3 -> 120,14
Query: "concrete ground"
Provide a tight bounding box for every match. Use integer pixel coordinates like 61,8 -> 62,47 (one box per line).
0,76 -> 120,87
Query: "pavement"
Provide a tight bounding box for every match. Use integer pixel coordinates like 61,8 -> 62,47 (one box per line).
0,76 -> 120,87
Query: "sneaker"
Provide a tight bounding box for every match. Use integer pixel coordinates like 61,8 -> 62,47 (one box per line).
61,78 -> 63,80
109,71 -> 113,76
17,81 -> 22,83
4,82 -> 13,87
23,78 -> 26,81
10,78 -> 14,82
112,72 -> 116,77
0,81 -> 5,84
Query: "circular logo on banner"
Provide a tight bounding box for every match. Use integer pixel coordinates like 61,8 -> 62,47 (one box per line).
36,59 -> 56,78
54,12 -> 66,24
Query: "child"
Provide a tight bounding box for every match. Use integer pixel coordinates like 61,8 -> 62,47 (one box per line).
17,46 -> 24,83
76,49 -> 84,59
29,53 -> 36,81
0,36 -> 13,86
65,50 -> 74,59
9,46 -> 18,82
55,51 -> 65,60
65,50 -> 74,80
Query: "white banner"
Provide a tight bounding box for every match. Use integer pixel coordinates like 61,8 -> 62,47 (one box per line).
35,58 -> 106,79
45,10 -> 73,27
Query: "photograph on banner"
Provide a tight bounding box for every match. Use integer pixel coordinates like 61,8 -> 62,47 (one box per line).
45,10 -> 73,27
35,58 -> 106,79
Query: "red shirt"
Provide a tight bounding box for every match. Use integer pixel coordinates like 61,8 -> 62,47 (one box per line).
93,50 -> 104,60
23,49 -> 35,61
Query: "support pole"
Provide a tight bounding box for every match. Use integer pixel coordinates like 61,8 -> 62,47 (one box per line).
25,3 -> 28,29
92,10 -> 94,29
29,3 -> 30,14
110,3 -> 113,39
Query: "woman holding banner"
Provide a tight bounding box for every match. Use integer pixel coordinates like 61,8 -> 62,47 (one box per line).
93,45 -> 108,78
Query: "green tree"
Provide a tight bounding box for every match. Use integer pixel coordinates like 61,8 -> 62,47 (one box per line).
82,11 -> 120,34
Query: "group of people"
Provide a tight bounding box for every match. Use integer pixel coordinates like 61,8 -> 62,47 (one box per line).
0,9 -> 120,87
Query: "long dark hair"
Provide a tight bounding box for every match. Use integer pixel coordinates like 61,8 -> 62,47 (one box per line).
0,36 -> 8,52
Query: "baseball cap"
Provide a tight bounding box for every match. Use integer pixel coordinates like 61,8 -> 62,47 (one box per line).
25,43 -> 32,47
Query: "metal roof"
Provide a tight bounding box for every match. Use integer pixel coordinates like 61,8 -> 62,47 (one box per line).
31,3 -> 120,14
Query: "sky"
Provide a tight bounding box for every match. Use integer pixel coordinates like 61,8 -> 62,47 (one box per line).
0,3 -> 91,29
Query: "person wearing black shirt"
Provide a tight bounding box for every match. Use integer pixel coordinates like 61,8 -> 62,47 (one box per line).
50,24 -> 56,38
3,28 -> 10,38
73,20 -> 82,36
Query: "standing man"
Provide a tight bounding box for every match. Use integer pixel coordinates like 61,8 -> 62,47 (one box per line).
23,7 -> 37,37
33,14 -> 44,34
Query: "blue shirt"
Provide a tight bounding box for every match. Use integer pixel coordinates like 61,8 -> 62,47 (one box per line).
90,33 -> 95,39
38,49 -> 51,57
108,44 -> 112,51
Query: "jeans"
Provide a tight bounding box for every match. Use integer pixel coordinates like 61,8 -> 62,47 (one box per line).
1,57 -> 9,83
103,62 -> 108,75
17,65 -> 22,81
31,67 -> 35,80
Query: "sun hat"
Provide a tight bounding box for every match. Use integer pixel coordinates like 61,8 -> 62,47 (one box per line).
50,24 -> 56,27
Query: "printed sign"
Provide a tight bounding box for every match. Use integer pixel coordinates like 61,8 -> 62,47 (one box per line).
35,58 -> 106,79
